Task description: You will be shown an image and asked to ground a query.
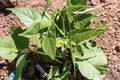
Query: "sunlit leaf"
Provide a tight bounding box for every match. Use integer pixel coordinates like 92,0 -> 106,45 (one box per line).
42,26 -> 56,60
7,8 -> 51,27
75,42 -> 107,80
70,22 -> 106,44
19,20 -> 51,48
0,37 -> 18,60
76,61 -> 102,80
16,52 -> 27,80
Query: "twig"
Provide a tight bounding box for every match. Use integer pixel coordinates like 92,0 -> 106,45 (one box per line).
73,2 -> 112,14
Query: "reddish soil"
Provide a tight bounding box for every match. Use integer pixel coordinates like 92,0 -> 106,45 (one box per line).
0,0 -> 120,80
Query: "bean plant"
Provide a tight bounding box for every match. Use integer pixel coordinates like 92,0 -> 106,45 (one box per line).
0,0 -> 107,80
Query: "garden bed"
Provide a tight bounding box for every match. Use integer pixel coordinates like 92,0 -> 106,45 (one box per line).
0,0 -> 120,80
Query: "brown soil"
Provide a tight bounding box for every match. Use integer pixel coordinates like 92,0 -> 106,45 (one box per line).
0,0 -> 120,80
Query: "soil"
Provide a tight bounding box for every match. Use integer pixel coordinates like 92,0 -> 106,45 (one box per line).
0,0 -> 120,80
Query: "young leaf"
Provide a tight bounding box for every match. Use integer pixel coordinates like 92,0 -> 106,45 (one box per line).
70,22 -> 106,44
74,13 -> 97,29
16,52 -> 27,80
75,42 -> 107,80
68,0 -> 87,5
60,63 -> 69,80
55,11 -> 70,33
45,0 -> 51,10
48,66 -> 60,80
19,20 -> 51,48
7,8 -> 51,27
10,26 -> 29,49
42,26 -> 56,60
48,64 -> 69,80
0,37 -> 18,61
65,5 -> 89,13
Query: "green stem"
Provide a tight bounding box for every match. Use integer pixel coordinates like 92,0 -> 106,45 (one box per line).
51,20 -> 66,36
62,11 -> 66,34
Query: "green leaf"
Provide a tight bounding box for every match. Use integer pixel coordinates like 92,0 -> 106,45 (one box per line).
68,0 -> 87,5
74,13 -> 97,29
73,45 -> 83,57
7,8 -> 51,27
48,64 -> 69,80
19,20 -> 51,48
45,0 -> 51,10
10,26 -> 29,49
69,34 -> 76,76
0,37 -> 18,60
70,22 -> 106,44
60,63 -> 69,80
65,5 -> 89,13
55,11 -> 70,33
16,52 -> 27,80
75,42 -> 107,80
42,26 -> 56,60
70,48 -> 76,76
76,61 -> 102,80
48,66 -> 60,80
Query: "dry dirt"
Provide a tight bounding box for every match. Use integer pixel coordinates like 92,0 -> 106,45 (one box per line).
0,0 -> 120,80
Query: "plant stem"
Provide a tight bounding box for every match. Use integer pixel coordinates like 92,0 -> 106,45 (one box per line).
52,20 -> 66,36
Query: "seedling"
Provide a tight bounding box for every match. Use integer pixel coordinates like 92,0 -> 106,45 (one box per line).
0,0 -> 107,80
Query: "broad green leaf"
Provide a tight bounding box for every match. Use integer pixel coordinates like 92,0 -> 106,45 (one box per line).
76,61 -> 102,80
7,8 -> 51,27
19,20 -> 51,48
75,42 -> 107,80
74,13 -> 97,29
70,22 -> 106,44
42,26 -> 56,60
68,0 -> 87,5
0,37 -> 18,60
48,66 -> 60,80
16,52 -> 27,80
42,37 -> 56,60
10,26 -> 29,49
